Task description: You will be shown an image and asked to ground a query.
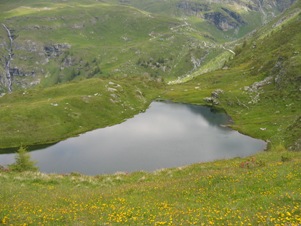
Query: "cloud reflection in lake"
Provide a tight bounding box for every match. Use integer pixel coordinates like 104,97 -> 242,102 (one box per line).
0,101 -> 266,175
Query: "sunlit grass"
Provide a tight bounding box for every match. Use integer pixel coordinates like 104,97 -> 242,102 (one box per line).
0,150 -> 300,225
0,77 -> 163,149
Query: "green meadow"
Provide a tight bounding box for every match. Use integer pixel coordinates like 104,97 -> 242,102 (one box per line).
1,150 -> 301,225
0,77 -> 163,149
0,0 -> 300,225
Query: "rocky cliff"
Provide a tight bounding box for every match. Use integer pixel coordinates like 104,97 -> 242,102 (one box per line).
176,0 -> 295,30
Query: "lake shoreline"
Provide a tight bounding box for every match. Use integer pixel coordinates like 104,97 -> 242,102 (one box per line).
0,101 -> 266,175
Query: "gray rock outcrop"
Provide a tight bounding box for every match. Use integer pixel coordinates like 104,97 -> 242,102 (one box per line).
204,89 -> 224,105
44,43 -> 71,58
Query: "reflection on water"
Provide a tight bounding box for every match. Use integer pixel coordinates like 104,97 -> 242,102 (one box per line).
0,101 -> 266,175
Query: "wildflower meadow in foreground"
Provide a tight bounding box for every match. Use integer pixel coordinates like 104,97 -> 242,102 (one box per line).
1,151 -> 301,225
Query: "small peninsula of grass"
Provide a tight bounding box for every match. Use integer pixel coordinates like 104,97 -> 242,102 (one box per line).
0,77 -> 163,150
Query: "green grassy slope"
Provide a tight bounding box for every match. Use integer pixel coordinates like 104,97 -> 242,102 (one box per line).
165,0 -> 301,150
1,0 -> 294,92
0,76 -> 163,149
0,0 -> 226,92
108,0 -> 292,41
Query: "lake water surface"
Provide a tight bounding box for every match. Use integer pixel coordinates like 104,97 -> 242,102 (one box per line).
0,101 -> 266,175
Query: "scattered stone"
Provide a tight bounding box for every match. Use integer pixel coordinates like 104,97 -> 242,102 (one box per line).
110,93 -> 118,99
204,89 -> 224,105
203,97 -> 219,105
211,89 -> 224,98
107,87 -> 117,92
248,92 -> 261,104
245,76 -> 273,92
82,96 -> 91,103
110,98 -> 119,104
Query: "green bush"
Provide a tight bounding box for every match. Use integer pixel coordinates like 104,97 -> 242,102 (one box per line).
9,147 -> 38,172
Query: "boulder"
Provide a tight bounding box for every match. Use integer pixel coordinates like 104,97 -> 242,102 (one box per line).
211,89 -> 224,98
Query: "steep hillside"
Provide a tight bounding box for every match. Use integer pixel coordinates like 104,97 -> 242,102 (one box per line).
110,0 -> 296,40
0,0 -> 295,92
0,0 -> 226,92
165,0 -> 301,150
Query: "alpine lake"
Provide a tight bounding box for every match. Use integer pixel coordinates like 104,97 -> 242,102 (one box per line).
0,101 -> 266,175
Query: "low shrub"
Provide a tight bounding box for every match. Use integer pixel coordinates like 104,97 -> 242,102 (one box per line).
9,146 -> 39,172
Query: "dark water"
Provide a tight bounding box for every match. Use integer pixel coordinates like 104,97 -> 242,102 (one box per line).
0,101 -> 266,175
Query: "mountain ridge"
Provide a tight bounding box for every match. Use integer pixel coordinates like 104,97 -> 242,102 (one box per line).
0,0 -> 296,92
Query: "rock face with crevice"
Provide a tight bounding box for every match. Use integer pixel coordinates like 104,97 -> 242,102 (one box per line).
176,0 -> 295,31
177,2 -> 211,16
204,11 -> 245,31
